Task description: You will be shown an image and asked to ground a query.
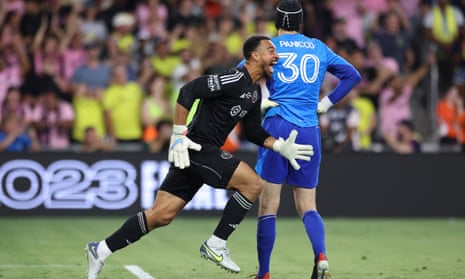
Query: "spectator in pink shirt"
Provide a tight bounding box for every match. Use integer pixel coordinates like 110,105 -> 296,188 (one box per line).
330,0 -> 366,48
4,0 -> 25,15
362,0 -> 389,14
136,0 -> 169,41
0,16 -> 30,104
379,52 -> 434,141
32,22 -> 67,91
0,55 -> 20,105
57,3 -> 88,83
62,33 -> 86,82
32,88 -> 74,150
0,86 -> 33,125
397,0 -> 421,19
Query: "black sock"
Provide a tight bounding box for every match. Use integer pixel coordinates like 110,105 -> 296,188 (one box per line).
213,192 -> 253,240
105,211 -> 149,252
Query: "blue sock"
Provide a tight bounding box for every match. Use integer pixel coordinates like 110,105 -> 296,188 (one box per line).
257,215 -> 276,278
302,210 -> 326,261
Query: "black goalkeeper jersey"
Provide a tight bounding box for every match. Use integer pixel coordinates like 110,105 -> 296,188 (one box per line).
176,66 -> 270,148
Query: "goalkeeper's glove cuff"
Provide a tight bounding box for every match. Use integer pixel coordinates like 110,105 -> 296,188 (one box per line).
317,96 -> 333,114
172,124 -> 187,135
272,138 -> 284,152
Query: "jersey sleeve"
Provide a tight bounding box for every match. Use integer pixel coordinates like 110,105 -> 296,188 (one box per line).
325,47 -> 362,104
242,91 -> 271,146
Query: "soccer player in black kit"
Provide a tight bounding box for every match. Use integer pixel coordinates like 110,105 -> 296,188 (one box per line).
86,35 -> 314,279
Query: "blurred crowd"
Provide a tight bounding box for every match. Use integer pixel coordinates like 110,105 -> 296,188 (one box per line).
1,0 -> 465,154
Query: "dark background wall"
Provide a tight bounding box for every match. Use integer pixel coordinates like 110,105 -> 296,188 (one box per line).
0,152 -> 463,217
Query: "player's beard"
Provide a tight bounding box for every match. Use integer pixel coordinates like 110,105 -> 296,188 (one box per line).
262,62 -> 273,80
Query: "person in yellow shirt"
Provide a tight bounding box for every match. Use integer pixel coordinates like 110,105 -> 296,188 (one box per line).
424,0 -> 464,92
72,85 -> 106,142
352,90 -> 377,151
150,40 -> 181,79
111,12 -> 136,54
103,65 -> 143,142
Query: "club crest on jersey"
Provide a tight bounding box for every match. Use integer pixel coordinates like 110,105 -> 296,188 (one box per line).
230,105 -> 241,117
207,75 -> 221,92
220,151 -> 233,159
252,90 -> 258,103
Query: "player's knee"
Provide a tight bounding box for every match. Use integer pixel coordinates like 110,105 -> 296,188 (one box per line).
146,211 -> 176,230
246,176 -> 264,198
260,198 -> 280,213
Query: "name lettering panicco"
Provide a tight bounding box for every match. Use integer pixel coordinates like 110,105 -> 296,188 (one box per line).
279,40 -> 315,49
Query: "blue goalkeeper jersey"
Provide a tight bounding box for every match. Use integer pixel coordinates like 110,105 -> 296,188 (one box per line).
265,33 -> 361,127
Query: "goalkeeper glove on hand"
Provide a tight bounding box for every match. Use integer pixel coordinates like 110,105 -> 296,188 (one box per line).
272,130 -> 314,170
261,98 -> 279,114
168,125 -> 202,169
317,96 -> 333,115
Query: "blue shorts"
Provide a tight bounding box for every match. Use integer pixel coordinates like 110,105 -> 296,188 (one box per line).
255,116 -> 322,188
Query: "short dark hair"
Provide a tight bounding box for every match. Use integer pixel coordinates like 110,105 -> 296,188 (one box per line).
243,35 -> 271,60
274,0 -> 303,31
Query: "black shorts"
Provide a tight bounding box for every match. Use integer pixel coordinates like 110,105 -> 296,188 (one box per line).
159,144 -> 241,202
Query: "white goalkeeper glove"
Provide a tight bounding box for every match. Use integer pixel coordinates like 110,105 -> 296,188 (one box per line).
261,98 -> 279,114
317,96 -> 333,115
272,130 -> 314,170
168,125 -> 202,169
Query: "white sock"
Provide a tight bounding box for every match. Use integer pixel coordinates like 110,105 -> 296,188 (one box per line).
207,235 -> 226,248
97,240 -> 112,261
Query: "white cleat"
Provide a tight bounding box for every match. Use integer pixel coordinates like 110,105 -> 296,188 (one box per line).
86,242 -> 104,279
200,241 -> 241,273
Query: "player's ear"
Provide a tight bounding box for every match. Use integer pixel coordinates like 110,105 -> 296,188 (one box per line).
252,50 -> 260,62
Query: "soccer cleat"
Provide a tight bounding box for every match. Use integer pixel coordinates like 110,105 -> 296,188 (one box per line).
86,242 -> 104,279
311,252 -> 330,279
200,241 -> 241,273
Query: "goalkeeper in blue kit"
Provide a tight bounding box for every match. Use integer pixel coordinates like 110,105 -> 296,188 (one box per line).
254,1 -> 361,279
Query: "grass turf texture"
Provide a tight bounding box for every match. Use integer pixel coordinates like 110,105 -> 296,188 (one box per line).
0,217 -> 463,279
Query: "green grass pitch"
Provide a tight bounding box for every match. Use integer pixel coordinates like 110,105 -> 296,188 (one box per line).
0,216 -> 464,279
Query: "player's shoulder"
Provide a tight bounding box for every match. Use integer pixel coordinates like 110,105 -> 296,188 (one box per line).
217,67 -> 246,85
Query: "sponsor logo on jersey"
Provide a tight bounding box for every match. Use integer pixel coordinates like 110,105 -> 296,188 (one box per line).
230,105 -> 241,116
220,151 -> 233,159
207,75 -> 221,92
240,92 -> 252,99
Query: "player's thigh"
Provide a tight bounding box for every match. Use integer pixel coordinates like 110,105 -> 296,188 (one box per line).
288,126 -> 322,188
159,165 -> 204,202
258,181 -> 283,216
190,145 -> 241,188
292,187 -> 317,217
227,161 -> 263,200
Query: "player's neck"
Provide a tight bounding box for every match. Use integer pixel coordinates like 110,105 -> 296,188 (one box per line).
278,29 -> 298,35
243,63 -> 263,83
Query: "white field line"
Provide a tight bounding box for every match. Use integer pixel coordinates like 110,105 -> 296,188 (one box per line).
0,264 -> 77,268
124,265 -> 156,279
